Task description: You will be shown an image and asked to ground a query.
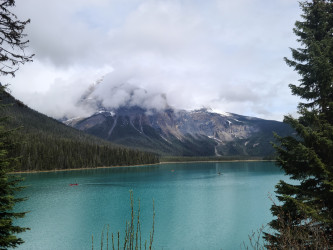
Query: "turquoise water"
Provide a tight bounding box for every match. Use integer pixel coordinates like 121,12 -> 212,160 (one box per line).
15,161 -> 287,250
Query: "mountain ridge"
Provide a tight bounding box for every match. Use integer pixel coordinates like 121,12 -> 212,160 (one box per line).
65,105 -> 293,157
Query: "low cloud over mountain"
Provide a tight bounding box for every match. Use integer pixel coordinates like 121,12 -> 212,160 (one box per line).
8,0 -> 301,121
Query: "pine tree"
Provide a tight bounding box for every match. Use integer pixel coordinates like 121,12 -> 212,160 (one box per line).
265,0 -> 333,247
0,120 -> 28,249
0,0 -> 33,248
0,0 -> 33,77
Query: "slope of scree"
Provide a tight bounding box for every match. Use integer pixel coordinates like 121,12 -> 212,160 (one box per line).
66,106 -> 294,158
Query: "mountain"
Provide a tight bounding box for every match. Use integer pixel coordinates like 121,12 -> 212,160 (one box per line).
0,91 -> 159,172
64,106 -> 293,157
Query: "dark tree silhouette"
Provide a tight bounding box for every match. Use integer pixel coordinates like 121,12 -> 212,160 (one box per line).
0,0 -> 33,77
265,0 -> 333,248
0,0 -> 33,248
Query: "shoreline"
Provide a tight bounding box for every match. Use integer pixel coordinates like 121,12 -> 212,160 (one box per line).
9,163 -> 160,174
10,159 -> 276,174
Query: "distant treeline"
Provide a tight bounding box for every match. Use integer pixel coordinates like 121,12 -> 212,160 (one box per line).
1,91 -> 159,172
160,155 -> 275,163
14,134 -> 159,171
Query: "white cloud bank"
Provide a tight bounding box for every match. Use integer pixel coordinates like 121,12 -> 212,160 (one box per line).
5,0 -> 302,120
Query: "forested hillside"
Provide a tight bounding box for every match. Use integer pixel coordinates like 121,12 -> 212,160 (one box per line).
0,91 -> 159,171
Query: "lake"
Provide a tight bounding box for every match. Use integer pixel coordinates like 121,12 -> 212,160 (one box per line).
15,161 -> 288,250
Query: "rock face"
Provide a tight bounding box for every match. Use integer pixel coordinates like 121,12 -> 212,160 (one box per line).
64,107 -> 293,157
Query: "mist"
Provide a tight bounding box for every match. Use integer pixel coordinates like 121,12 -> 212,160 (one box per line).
8,0 -> 302,121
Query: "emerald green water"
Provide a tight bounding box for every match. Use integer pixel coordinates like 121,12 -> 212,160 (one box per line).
15,161 -> 287,250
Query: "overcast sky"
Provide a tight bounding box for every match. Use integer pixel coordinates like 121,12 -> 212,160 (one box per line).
5,0 -> 302,121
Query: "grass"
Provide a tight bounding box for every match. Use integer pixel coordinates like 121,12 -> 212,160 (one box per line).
93,191 -> 155,250
243,219 -> 332,249
243,197 -> 333,249
93,191 -> 332,249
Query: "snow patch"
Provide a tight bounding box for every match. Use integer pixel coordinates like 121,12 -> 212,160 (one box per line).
210,108 -> 231,117
95,110 -> 115,117
161,135 -> 171,143
208,136 -> 223,143
233,118 -> 243,123
65,116 -> 84,122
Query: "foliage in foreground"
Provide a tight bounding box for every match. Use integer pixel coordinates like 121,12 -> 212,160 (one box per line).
0,0 -> 33,247
0,119 -> 28,249
92,191 -> 155,250
0,0 -> 34,77
244,197 -> 333,249
265,0 -> 333,247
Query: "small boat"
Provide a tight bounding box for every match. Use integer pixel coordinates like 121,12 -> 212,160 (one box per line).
69,183 -> 78,186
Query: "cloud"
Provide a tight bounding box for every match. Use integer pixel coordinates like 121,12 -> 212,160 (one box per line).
9,0 -> 302,121
8,61 -> 112,119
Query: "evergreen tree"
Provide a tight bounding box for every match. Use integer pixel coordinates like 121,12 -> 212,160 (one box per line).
0,120 -> 28,249
266,0 -> 333,247
0,0 -> 33,248
0,0 -> 33,77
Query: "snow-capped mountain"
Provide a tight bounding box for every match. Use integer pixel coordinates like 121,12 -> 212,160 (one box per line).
64,106 -> 292,157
